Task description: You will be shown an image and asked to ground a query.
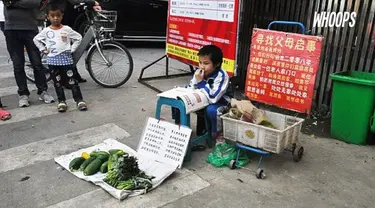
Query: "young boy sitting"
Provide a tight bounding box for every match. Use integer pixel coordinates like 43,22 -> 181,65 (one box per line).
33,4 -> 87,112
174,45 -> 232,143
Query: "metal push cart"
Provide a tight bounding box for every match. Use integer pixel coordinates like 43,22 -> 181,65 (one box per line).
223,21 -> 308,179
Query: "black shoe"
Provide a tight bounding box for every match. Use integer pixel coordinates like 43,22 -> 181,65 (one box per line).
191,145 -> 206,151
75,72 -> 87,83
77,78 -> 87,83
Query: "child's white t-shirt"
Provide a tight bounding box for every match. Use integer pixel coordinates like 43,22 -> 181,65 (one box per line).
0,2 -> 4,22
33,25 -> 82,66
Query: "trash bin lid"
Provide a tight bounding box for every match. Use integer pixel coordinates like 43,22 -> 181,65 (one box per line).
330,71 -> 375,87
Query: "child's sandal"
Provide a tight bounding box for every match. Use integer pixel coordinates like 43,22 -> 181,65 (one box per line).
77,101 -> 87,111
0,109 -> 11,121
57,102 -> 68,112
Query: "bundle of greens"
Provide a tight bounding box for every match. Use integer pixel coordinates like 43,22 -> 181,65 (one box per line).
116,177 -> 153,191
103,153 -> 154,191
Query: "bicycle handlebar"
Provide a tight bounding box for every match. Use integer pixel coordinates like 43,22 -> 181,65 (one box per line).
74,2 -> 109,19
96,12 -> 110,20
73,2 -> 88,10
73,1 -> 97,10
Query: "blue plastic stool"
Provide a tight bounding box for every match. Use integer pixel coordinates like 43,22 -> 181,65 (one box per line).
155,97 -> 190,127
155,97 -> 213,163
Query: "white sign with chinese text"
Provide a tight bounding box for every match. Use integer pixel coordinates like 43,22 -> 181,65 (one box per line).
137,117 -> 192,169
170,0 -> 235,22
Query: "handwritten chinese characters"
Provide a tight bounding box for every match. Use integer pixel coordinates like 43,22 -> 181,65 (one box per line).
245,29 -> 323,113
165,129 -> 189,162
138,118 -> 192,168
140,123 -> 166,155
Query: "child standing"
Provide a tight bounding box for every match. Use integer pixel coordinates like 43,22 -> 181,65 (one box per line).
33,4 -> 87,112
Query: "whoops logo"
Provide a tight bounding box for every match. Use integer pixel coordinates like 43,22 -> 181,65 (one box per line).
245,130 -> 255,139
313,11 -> 356,28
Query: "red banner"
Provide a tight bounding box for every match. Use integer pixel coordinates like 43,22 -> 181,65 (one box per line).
245,29 -> 324,114
166,0 -> 240,76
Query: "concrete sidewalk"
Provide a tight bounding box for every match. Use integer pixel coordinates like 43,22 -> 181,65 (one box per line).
141,75 -> 375,208
0,30 -> 374,207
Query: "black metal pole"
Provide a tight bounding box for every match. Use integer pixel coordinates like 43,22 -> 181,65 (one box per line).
137,55 -> 194,93
166,56 -> 169,77
138,55 -> 166,81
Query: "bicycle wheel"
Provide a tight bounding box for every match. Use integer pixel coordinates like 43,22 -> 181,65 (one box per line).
86,40 -> 133,88
25,50 -> 52,83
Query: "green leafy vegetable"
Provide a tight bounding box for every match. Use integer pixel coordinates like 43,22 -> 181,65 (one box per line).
103,154 -> 154,191
116,179 -> 135,190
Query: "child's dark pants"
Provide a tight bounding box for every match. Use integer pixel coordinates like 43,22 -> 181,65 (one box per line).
49,65 -> 83,103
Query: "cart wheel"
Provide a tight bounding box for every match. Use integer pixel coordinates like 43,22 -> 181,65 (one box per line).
229,159 -> 236,170
293,146 -> 304,162
255,168 -> 266,179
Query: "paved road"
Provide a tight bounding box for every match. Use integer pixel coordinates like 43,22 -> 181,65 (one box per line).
0,33 -> 375,208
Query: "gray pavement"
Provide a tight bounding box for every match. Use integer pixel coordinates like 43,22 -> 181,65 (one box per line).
0,33 -> 374,208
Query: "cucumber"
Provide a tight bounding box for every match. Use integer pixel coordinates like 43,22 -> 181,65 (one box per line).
109,149 -> 125,155
100,161 -> 108,173
90,151 -> 109,157
79,156 -> 96,171
69,157 -> 85,171
84,158 -> 103,176
90,151 -> 110,162
96,154 -> 109,162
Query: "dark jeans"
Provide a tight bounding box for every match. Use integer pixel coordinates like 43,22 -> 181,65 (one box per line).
4,30 -> 48,96
49,65 -> 83,103
60,66 -> 84,87
0,22 -> 4,32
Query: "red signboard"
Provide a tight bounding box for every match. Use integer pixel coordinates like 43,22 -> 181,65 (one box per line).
166,0 -> 240,76
245,28 -> 324,114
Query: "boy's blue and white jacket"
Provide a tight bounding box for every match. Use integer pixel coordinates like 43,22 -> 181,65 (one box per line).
188,68 -> 231,104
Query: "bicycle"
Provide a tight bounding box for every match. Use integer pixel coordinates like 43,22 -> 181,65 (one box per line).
25,3 -> 134,88
24,19 -> 50,83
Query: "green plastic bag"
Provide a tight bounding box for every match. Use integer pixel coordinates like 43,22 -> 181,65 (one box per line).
206,142 -> 249,168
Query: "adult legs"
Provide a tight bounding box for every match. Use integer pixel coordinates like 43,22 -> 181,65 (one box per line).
4,30 -> 30,96
24,30 -> 48,95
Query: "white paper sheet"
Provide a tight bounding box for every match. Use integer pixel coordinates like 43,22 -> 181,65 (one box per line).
137,117 -> 192,169
54,139 -> 177,200
157,87 -> 209,114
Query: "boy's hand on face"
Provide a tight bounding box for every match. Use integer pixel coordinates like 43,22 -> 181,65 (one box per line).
195,69 -> 204,82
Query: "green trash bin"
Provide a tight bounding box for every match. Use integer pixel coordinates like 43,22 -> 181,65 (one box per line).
330,71 -> 375,145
